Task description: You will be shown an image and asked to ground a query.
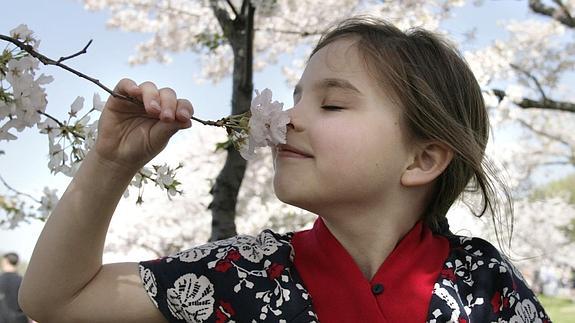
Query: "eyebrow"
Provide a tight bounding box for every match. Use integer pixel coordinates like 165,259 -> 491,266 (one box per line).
293,78 -> 362,97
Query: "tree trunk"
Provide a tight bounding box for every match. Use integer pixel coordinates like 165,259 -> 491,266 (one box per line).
208,1 -> 255,241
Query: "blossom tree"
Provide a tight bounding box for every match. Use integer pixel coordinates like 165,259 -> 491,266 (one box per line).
468,0 -> 575,188
461,1 -> 575,261
2,0 -> 575,262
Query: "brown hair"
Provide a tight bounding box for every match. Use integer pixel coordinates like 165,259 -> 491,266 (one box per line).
311,17 -> 512,237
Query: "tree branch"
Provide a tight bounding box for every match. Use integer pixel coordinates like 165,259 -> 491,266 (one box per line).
210,0 -> 234,39
0,33 -> 219,127
510,63 -> 548,103
492,89 -> 575,113
254,27 -> 324,37
552,0 -> 575,24
529,0 -> 575,28
57,39 -> 93,63
225,0 -> 239,17
516,119 -> 571,147
0,175 -> 41,203
36,110 -> 86,140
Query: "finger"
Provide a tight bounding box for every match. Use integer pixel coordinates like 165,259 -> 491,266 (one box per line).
151,98 -> 193,143
113,78 -> 139,95
109,78 -> 142,105
140,81 -> 161,116
175,99 -> 194,126
158,87 -> 178,122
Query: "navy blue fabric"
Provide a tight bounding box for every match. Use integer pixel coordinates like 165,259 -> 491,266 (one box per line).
139,230 -> 551,323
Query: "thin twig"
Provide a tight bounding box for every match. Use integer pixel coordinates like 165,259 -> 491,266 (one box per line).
58,39 -> 93,63
510,63 -> 548,103
36,110 -> 86,140
225,0 -> 239,17
0,175 -> 41,203
0,34 -> 218,126
517,119 -> 571,147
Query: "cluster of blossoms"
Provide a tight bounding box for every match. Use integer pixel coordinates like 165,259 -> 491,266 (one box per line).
230,88 -> 290,160
0,25 -> 178,227
0,24 -> 52,141
128,163 -> 184,203
0,186 -> 59,229
37,95 -> 103,176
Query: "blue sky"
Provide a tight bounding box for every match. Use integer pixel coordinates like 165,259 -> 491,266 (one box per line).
0,0 -> 538,261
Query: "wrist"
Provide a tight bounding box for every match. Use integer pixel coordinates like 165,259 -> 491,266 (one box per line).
80,151 -> 139,186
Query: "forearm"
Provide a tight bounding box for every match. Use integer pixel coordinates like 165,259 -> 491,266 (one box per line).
20,150 -> 136,313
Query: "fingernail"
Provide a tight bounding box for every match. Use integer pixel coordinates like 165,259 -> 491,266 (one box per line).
179,110 -> 191,120
149,100 -> 160,112
161,109 -> 174,120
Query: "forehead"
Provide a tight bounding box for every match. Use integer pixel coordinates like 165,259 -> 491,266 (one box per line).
298,38 -> 400,108
303,37 -> 367,83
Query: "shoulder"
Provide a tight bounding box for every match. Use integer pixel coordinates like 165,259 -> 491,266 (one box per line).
138,229 -> 316,322
0,272 -> 22,284
426,234 -> 552,322
445,235 -> 525,281
164,229 -> 294,265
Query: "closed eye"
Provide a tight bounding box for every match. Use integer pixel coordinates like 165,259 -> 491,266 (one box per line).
321,105 -> 345,111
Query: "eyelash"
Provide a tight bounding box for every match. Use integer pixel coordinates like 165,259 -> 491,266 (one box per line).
321,105 -> 344,111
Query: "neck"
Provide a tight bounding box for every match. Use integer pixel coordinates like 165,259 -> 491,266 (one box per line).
310,184 -> 430,279
322,214 -> 417,280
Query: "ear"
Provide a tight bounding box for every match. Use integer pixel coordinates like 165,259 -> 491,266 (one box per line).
401,141 -> 454,187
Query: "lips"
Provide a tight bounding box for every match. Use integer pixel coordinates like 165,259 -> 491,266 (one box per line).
277,144 -> 313,158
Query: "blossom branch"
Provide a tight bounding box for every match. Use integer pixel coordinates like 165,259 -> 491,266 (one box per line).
0,33 -> 220,127
254,27 -> 323,37
0,175 -> 41,203
57,39 -> 93,63
510,63 -> 548,103
528,0 -> 575,28
36,110 -> 86,140
516,119 -> 571,147
492,89 -> 575,113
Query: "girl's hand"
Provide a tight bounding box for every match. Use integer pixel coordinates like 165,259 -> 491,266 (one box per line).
94,78 -> 193,172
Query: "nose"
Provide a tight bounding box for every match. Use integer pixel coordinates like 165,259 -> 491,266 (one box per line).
286,106 -> 304,132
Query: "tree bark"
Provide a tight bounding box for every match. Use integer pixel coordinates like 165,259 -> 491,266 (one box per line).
208,1 -> 255,241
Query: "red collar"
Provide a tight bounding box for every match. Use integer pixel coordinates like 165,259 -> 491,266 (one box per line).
292,217 -> 449,322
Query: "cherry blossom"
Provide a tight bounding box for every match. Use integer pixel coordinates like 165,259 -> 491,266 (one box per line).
237,88 -> 289,160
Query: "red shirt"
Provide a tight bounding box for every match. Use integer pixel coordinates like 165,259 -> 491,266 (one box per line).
292,218 -> 450,322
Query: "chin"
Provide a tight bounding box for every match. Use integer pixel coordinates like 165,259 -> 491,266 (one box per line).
274,188 -> 317,214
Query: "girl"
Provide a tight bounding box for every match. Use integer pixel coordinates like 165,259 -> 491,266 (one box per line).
19,17 -> 550,322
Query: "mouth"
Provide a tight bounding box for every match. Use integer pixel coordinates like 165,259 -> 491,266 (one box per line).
277,144 -> 313,158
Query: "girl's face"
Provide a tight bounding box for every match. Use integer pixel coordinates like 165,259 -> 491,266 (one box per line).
273,37 -> 416,215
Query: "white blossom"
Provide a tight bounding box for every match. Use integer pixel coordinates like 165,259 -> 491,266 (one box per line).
92,93 -> 105,111
70,96 -> 85,117
0,53 -> 52,141
9,24 -> 34,42
156,165 -> 174,186
37,187 -> 59,220
239,88 -> 289,160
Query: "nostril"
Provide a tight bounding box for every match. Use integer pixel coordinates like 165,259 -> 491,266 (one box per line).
287,122 -> 295,129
